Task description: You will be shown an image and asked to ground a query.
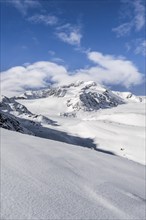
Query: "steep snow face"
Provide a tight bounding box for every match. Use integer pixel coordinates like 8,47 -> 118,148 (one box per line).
1,128 -> 145,220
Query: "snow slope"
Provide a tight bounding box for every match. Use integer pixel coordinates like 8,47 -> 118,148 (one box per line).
18,98 -> 145,164
1,128 -> 145,220
1,81 -> 145,164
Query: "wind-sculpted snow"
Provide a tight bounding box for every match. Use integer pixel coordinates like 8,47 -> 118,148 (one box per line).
1,128 -> 145,220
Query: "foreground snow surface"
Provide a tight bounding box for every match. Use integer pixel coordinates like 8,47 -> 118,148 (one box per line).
1,128 -> 145,220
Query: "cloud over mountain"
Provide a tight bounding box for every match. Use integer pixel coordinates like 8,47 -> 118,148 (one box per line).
1,51 -> 144,97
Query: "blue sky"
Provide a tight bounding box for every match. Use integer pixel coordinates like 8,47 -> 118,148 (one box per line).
1,0 -> 146,96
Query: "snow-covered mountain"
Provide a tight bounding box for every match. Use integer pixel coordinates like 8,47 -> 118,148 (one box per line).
1,81 -> 145,220
0,96 -> 32,115
0,95 -> 57,125
14,81 -> 142,114
0,81 -> 145,164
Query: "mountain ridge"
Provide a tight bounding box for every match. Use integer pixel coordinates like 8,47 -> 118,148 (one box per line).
12,81 -> 143,115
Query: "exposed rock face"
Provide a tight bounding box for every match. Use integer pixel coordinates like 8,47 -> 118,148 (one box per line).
66,90 -> 122,111
0,96 -> 32,115
0,110 -> 32,134
0,96 -> 57,134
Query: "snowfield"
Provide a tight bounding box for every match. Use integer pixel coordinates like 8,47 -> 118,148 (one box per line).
1,128 -> 146,220
18,98 -> 145,164
1,81 -> 145,164
1,81 -> 146,219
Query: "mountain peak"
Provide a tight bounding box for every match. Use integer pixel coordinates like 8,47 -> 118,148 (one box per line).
9,81 -> 143,116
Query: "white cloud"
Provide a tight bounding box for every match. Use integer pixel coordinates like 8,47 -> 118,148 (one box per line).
133,0 -> 145,31
125,42 -> 131,52
57,31 -> 82,46
112,22 -> 133,37
84,51 -> 143,87
28,14 -> 58,26
1,51 -> 143,97
134,40 -> 146,56
27,16 -> 82,46
8,0 -> 40,15
48,50 -> 64,63
125,38 -> 146,56
51,57 -> 65,63
56,23 -> 82,46
113,0 -> 145,37
1,62 -> 68,97
48,50 -> 56,56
